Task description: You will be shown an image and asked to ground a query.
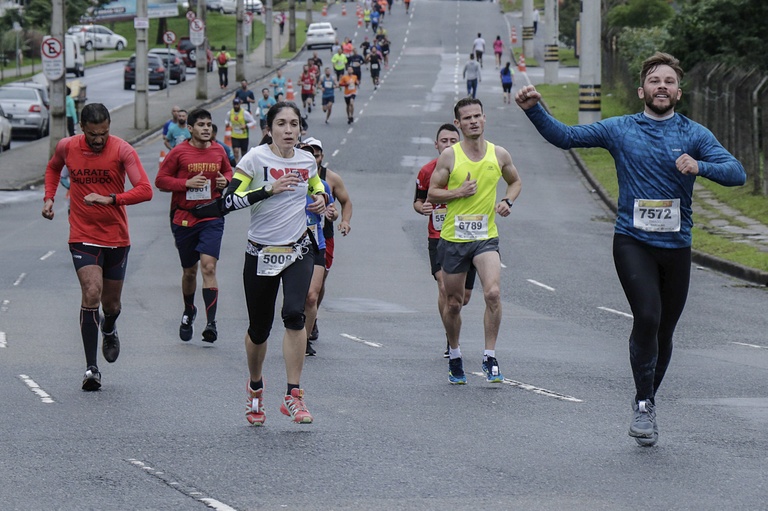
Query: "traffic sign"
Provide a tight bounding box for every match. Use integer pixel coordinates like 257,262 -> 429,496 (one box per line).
41,36 -> 64,81
189,18 -> 205,46
186,11 -> 196,21
163,30 -> 176,45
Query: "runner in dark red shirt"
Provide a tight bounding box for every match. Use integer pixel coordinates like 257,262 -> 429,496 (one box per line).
42,103 -> 153,391
155,108 -> 232,344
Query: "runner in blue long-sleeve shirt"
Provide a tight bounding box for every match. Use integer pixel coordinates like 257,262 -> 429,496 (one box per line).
515,52 -> 746,447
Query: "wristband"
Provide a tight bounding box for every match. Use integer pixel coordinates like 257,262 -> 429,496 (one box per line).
110,193 -> 117,205
503,198 -> 513,208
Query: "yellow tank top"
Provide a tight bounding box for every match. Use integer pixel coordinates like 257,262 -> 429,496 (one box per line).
440,141 -> 501,242
229,109 -> 248,139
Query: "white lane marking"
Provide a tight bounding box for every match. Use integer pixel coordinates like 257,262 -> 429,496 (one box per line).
13,273 -> 26,286
731,342 -> 768,349
127,459 -> 240,511
0,331 -> 6,347
332,149 -> 340,158
527,279 -> 556,292
598,306 -> 633,319
340,333 -> 383,348
18,374 -> 55,403
470,372 -> 583,402
1,299 -> 9,312
40,250 -> 56,261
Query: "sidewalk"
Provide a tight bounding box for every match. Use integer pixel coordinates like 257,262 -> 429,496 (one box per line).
0,21 -> 290,191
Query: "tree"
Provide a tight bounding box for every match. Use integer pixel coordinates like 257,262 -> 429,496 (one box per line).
665,0 -> 768,71
606,0 -> 674,32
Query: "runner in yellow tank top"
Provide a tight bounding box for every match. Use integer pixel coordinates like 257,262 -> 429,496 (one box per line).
440,140 -> 502,242
427,97 -> 522,386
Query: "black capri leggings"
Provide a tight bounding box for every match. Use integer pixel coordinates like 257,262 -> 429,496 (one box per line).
243,247 -> 315,344
612,234 -> 691,403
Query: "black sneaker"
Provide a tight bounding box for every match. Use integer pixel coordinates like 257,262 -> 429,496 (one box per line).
305,339 -> 316,357
202,321 -> 218,343
102,329 -> 120,363
309,321 -> 319,341
82,366 -> 101,391
179,306 -> 197,342
448,357 -> 466,384
443,340 -> 450,358
100,317 -> 120,363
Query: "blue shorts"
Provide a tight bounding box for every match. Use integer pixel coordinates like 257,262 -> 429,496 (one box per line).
69,243 -> 130,280
322,95 -> 334,105
171,217 -> 225,269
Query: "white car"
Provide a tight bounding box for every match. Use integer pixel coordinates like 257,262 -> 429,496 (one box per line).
245,0 -> 263,14
306,22 -> 336,50
67,25 -> 128,51
0,104 -> 12,151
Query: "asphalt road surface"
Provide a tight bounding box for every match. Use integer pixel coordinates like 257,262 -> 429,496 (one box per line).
1,2 -> 767,510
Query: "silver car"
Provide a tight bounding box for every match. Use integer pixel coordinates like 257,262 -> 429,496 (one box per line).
0,86 -> 50,139
0,104 -> 11,151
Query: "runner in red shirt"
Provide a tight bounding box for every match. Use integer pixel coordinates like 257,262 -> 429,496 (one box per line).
413,123 -> 476,357
155,108 -> 232,344
42,103 -> 153,391
299,64 -> 316,118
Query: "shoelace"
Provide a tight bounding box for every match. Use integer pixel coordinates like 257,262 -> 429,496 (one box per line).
286,395 -> 308,414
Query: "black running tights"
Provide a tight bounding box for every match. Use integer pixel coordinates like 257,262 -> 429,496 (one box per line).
613,234 -> 691,403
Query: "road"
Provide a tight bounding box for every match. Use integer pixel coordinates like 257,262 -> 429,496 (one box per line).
1,2 -> 767,510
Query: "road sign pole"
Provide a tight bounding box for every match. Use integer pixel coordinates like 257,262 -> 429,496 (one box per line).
49,0 -> 67,156
135,0 -> 149,129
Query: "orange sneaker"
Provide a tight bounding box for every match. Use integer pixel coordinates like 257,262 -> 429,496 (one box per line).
246,382 -> 265,426
280,388 -> 313,424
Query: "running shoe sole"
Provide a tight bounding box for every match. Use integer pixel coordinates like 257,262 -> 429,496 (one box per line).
202,322 -> 217,343
82,368 -> 101,391
448,373 -> 467,385
179,307 -> 197,342
481,361 -> 504,383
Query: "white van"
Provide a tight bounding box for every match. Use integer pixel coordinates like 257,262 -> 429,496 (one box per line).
65,35 -> 85,77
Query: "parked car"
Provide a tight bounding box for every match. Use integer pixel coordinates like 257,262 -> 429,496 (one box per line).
0,86 -> 50,139
245,0 -> 263,14
148,48 -> 187,83
213,0 -> 236,14
0,104 -> 12,151
64,34 -> 85,77
177,37 -> 214,71
123,54 -> 169,90
306,22 -> 336,49
67,24 -> 127,52
14,81 -> 50,109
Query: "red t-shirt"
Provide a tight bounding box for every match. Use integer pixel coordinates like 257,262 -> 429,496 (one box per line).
44,135 -> 153,246
155,140 -> 233,227
300,72 -> 315,94
415,158 -> 446,239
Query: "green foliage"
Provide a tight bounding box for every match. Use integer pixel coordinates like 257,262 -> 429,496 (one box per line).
665,0 -> 768,71
615,27 -> 669,80
23,0 -> 51,33
558,0 -> 580,48
606,0 -> 674,31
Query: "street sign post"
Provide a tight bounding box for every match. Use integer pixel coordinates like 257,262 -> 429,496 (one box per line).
41,36 -> 64,81
189,18 -> 205,47
163,31 -> 176,98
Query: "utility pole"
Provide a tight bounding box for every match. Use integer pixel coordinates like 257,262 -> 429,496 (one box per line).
237,0 -> 245,80
306,0 -> 312,26
578,0 -> 601,125
265,0 -> 273,68
522,0 -> 534,60
135,0 -> 149,129
49,0 -> 66,155
288,0 -> 296,53
196,0 -> 208,100
543,0 -> 559,84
